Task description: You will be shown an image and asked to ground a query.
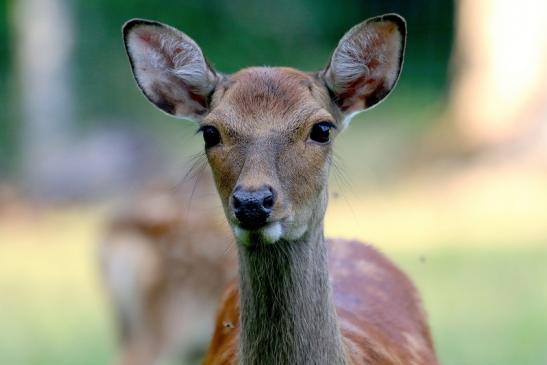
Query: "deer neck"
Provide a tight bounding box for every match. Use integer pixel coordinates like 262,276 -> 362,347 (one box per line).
236,203 -> 347,365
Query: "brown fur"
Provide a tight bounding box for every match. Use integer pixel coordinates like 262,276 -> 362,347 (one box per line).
204,240 -> 437,365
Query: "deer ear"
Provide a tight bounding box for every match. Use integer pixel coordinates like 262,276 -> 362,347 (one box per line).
322,14 -> 406,117
123,19 -> 219,121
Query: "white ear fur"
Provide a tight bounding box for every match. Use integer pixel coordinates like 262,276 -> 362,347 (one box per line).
123,19 -> 219,121
322,14 -> 406,120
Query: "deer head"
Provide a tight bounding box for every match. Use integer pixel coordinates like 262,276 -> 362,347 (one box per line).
123,15 -> 406,246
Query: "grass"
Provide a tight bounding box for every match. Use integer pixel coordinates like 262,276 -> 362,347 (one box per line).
398,248 -> 547,365
0,208 -> 115,365
0,169 -> 546,365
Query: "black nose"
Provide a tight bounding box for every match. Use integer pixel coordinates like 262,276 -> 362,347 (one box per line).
232,185 -> 275,230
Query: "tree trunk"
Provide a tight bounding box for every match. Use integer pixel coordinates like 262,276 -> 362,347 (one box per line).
448,0 -> 547,158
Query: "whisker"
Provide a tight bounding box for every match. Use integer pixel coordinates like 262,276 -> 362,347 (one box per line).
187,160 -> 208,210
331,152 -> 359,226
177,151 -> 207,188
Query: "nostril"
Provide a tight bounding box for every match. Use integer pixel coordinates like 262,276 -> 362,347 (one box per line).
262,186 -> 275,210
262,194 -> 274,209
232,195 -> 242,209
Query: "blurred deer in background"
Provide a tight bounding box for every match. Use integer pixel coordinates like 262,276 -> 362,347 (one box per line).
123,13 -> 438,364
100,174 -> 236,365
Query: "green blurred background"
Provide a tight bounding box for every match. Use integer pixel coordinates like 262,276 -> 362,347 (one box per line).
1,0 -> 546,364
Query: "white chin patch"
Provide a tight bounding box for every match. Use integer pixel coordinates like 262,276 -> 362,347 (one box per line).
233,222 -> 283,246
262,222 -> 282,243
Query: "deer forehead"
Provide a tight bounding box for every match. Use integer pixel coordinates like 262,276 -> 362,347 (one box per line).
205,67 -> 337,136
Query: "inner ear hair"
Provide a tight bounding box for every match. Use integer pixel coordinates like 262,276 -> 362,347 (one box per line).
322,14 -> 406,114
123,19 -> 219,121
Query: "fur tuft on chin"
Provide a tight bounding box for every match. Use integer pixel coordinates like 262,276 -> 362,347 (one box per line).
233,222 -> 283,246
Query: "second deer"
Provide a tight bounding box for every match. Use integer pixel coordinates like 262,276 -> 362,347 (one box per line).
123,13 -> 439,365
100,177 -> 236,365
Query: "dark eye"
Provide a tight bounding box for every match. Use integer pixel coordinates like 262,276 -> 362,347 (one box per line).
200,126 -> 221,148
309,122 -> 336,144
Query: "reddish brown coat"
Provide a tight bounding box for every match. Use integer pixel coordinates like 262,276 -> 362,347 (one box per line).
203,239 -> 438,365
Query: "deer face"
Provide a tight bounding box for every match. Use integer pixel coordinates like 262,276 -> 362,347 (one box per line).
201,67 -> 338,244
123,15 -> 406,245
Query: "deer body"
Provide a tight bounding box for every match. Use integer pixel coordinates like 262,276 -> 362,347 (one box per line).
100,180 -> 236,365
123,14 -> 438,364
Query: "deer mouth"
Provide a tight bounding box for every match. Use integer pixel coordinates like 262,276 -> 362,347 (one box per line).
233,221 -> 283,246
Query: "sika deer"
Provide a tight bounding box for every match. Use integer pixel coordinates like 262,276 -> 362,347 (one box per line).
123,13 -> 438,364
100,176 -> 236,365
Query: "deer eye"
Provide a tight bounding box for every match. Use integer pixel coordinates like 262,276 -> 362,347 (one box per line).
199,126 -> 221,148
309,122 -> 336,144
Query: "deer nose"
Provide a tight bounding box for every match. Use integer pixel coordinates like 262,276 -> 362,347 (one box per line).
231,185 -> 275,230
